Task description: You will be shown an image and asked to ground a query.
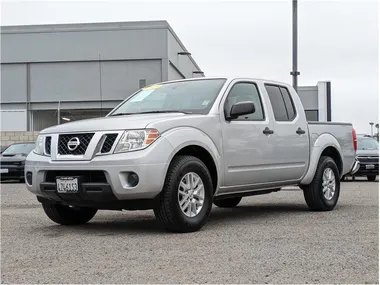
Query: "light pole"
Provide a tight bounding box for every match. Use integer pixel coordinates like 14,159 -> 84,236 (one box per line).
290,0 -> 300,92
369,122 -> 374,136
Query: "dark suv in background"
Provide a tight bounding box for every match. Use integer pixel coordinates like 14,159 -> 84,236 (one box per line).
0,142 -> 35,182
355,136 -> 379,181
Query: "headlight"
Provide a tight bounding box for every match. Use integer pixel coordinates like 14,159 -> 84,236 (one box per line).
33,135 -> 44,155
114,129 -> 160,153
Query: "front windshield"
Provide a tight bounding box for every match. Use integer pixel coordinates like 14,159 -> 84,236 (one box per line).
110,79 -> 226,116
357,138 -> 379,150
2,143 -> 35,155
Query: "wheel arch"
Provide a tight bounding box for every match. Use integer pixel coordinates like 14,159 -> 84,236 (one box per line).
301,133 -> 344,185
162,127 -> 222,193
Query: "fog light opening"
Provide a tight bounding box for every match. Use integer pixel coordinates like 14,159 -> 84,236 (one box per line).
26,172 -> 33,186
127,172 -> 139,187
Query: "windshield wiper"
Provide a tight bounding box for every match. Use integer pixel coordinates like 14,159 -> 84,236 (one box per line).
110,110 -> 192,116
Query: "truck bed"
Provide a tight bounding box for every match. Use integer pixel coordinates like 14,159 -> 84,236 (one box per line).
308,121 -> 355,176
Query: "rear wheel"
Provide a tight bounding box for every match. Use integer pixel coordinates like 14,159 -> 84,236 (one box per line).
42,203 -> 97,225
367,175 -> 377,181
213,197 -> 242,208
303,156 -> 340,211
154,155 -> 213,233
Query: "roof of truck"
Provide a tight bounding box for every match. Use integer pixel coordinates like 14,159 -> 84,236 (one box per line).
159,76 -> 292,87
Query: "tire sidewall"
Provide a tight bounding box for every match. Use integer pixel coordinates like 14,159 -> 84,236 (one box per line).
318,157 -> 340,208
169,159 -> 213,228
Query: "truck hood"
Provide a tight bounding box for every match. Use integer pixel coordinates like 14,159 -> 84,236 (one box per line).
40,113 -> 187,134
356,149 -> 379,157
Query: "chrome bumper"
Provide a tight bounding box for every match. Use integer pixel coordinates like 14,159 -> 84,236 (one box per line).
349,158 -> 360,175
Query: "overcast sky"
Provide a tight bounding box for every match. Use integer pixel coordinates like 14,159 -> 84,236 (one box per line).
1,0 -> 378,133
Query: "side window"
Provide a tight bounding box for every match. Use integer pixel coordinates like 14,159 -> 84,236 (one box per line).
224,82 -> 265,121
279,87 -> 296,120
265,85 -> 288,121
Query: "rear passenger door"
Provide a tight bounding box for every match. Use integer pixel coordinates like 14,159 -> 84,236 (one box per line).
264,84 -> 309,182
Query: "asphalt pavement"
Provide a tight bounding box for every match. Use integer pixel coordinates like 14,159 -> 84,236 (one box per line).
1,178 -> 378,284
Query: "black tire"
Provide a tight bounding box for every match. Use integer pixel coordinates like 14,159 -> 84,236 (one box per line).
42,203 -> 97,225
154,155 -> 213,233
303,156 -> 340,211
213,197 -> 242,208
367,175 -> 377,181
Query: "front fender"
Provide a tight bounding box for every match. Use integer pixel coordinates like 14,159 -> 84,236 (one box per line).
300,133 -> 343,185
162,127 -> 223,188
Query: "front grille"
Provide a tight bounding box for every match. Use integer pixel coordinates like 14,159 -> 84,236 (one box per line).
45,136 -> 51,155
357,156 -> 379,163
100,134 -> 118,153
0,161 -> 22,166
45,170 -> 107,183
58,133 -> 94,155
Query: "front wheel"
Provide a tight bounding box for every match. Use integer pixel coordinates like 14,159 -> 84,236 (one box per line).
42,203 -> 97,225
303,156 -> 340,211
367,175 -> 377,181
154,155 -> 213,233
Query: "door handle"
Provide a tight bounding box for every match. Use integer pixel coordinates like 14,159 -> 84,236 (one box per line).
296,127 -> 306,135
263,127 -> 274,135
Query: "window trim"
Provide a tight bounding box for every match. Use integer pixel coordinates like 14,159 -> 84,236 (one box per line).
264,83 -> 297,122
223,81 -> 266,122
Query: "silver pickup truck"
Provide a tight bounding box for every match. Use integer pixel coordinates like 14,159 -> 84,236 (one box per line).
25,77 -> 359,232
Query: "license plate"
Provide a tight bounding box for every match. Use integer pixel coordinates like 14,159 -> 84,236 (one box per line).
366,165 -> 375,170
56,177 -> 79,193
0,169 -> 9,174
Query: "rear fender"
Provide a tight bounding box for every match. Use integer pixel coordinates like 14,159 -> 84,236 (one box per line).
301,133 -> 343,185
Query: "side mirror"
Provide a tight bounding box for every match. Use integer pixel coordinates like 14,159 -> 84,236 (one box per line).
227,101 -> 255,120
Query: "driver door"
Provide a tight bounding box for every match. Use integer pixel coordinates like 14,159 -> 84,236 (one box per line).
220,80 -> 277,190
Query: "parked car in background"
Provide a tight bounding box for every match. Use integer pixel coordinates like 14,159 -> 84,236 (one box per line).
0,142 -> 35,182
354,136 -> 379,181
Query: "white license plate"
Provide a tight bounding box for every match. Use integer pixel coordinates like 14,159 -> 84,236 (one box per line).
366,165 -> 375,170
0,169 -> 9,174
57,177 -> 79,193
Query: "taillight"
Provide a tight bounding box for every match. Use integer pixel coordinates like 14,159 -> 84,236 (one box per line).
352,128 -> 357,152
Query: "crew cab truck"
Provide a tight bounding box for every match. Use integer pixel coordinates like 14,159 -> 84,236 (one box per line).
25,77 -> 358,232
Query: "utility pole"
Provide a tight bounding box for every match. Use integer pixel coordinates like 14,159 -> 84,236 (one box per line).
290,0 -> 300,92
57,101 -> 61,125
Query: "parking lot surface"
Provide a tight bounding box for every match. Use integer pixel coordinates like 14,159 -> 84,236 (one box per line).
1,178 -> 378,284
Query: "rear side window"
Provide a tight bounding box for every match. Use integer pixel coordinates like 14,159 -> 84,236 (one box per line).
265,85 -> 297,121
280,87 -> 296,120
265,85 -> 288,121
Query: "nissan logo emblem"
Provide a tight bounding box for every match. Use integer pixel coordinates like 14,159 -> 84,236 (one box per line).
67,137 -> 80,151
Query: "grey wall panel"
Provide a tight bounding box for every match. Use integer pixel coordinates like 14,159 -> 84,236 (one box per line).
29,60 -> 162,103
168,64 -> 185,80
101,60 -> 162,100
0,64 -> 27,103
30,62 -> 101,102
0,110 -> 27,131
1,29 -> 167,63
298,86 -> 318,110
167,31 -> 199,78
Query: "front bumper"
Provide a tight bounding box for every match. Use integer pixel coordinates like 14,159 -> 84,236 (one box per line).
25,138 -> 173,202
1,165 -> 25,180
354,157 -> 379,176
